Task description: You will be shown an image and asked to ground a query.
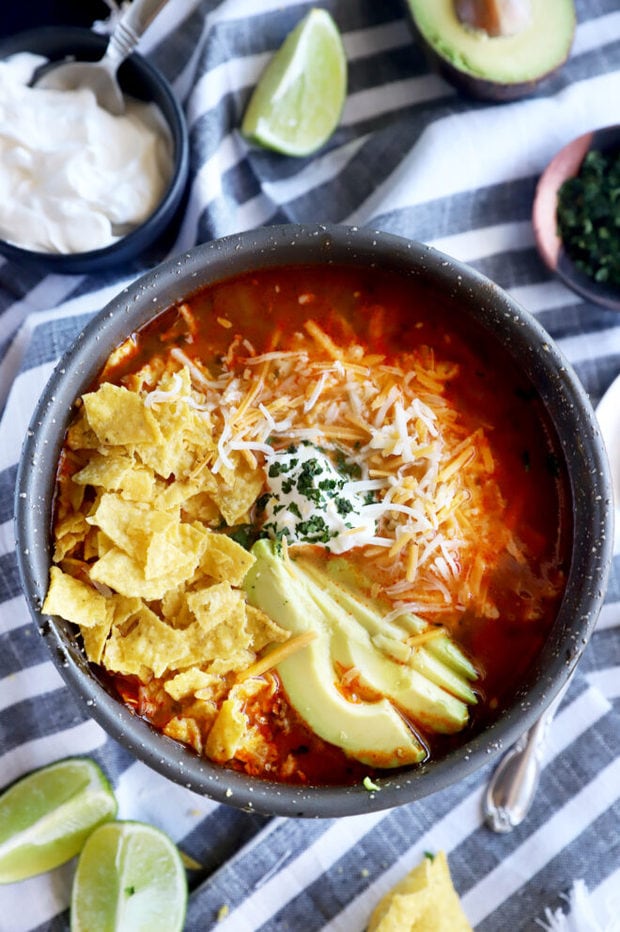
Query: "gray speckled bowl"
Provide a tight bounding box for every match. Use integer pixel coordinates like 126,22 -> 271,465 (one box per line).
14,224 -> 613,817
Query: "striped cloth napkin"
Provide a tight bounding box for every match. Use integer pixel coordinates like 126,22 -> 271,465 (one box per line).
1,1 -> 619,929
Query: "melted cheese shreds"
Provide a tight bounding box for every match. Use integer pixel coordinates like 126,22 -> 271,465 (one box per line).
135,315 -> 508,616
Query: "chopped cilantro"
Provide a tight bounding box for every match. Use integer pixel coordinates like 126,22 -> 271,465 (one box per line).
318,477 -> 339,492
228,525 -> 255,550
557,148 -> 620,286
295,515 -> 333,543
288,501 -> 302,519
424,851 -> 435,862
297,459 -> 325,503
335,496 -> 354,516
268,460 -> 293,478
335,449 -> 362,479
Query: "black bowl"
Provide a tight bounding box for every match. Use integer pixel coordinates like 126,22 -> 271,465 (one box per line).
14,224 -> 613,817
0,27 -> 189,274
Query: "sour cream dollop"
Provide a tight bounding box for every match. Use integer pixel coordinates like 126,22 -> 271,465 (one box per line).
0,53 -> 173,254
262,444 -> 380,554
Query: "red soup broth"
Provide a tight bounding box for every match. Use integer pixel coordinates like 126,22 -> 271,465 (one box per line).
60,264 -> 571,786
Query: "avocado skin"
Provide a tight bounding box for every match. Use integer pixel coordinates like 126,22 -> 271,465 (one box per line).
402,0 -> 576,101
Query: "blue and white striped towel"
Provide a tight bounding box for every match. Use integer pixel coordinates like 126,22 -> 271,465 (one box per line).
0,1 -> 619,929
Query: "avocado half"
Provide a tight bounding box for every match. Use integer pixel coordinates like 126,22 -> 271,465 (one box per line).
404,0 -> 576,101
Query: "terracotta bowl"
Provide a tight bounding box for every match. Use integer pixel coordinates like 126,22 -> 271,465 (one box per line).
533,124 -> 620,311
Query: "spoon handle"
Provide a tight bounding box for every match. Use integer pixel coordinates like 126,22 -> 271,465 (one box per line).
482,676 -> 572,833
106,0 -> 172,64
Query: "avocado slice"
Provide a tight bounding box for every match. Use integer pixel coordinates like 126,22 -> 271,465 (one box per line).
405,0 -> 575,101
244,541 -> 425,767
243,541 -> 479,767
296,555 -> 478,703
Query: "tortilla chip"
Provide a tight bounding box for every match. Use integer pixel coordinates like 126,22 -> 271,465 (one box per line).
90,546 -> 199,601
52,513 -> 90,561
161,588 -> 194,629
154,470 -> 217,511
111,594 -> 145,629
104,604 -> 186,678
199,532 -> 256,586
136,374 -> 215,480
72,453 -> 134,490
73,452 -> 156,502
181,491 -> 222,525
245,604 -> 290,651
42,566 -> 113,630
210,453 -> 264,525
80,621 -> 110,665
87,493 -> 178,561
206,648 -> 255,677
186,582 -> 245,632
82,383 -> 163,447
204,696 -> 247,763
65,409 -> 99,450
163,716 -> 203,756
145,523 -> 208,580
367,851 -> 472,932
164,668 -> 217,701
196,608 -> 251,664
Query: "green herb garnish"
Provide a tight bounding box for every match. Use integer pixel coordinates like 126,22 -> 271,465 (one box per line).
557,148 -> 620,286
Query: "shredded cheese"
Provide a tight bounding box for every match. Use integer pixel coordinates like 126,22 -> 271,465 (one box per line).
154,311 -> 511,618
236,630 -> 317,682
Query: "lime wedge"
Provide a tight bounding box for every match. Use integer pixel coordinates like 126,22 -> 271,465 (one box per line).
0,757 -> 117,884
71,821 -> 187,932
241,8 -> 347,157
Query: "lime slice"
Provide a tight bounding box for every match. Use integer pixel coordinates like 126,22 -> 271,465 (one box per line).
71,821 -> 187,932
0,757 -> 117,884
241,8 -> 347,157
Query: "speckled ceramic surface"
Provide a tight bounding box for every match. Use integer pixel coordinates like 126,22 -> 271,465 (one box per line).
14,224 -> 614,817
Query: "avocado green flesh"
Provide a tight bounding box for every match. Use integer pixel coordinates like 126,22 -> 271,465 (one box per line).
243,541 -> 479,767
297,556 -> 477,704
407,0 -> 575,85
317,558 -> 478,677
243,542 -> 425,766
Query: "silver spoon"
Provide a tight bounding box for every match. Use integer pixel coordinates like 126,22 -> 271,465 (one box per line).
32,0 -> 172,115
483,676 -> 572,833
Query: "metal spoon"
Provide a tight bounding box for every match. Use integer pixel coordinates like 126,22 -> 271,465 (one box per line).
32,0 -> 172,115
483,677 -> 572,833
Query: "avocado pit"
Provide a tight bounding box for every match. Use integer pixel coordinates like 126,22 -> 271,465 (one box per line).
454,0 -> 532,38
404,0 -> 576,101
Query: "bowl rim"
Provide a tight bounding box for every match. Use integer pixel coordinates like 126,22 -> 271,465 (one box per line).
0,25 -> 189,270
14,223 -> 614,817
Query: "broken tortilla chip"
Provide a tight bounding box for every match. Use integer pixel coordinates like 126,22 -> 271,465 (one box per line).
43,566 -> 113,631
82,382 -> 163,447
367,851 -> 472,932
199,532 -> 256,586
